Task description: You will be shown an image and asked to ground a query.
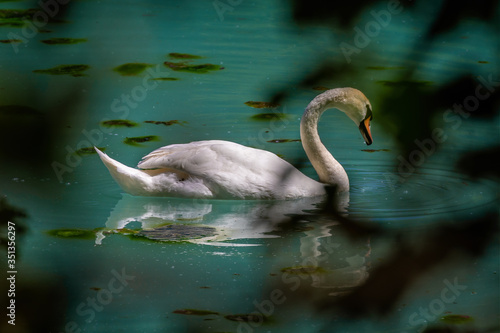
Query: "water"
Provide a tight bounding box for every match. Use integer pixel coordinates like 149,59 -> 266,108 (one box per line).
1,1 -> 499,332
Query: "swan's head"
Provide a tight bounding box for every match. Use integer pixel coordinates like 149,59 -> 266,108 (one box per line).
328,88 -> 373,145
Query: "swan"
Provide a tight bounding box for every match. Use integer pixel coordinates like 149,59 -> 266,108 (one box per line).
95,87 -> 373,199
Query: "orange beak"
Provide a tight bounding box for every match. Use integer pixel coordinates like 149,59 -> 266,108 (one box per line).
359,117 -> 373,145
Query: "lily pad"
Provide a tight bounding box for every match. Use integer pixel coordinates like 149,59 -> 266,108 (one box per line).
136,224 -> 216,242
164,61 -> 221,73
173,309 -> 219,316
113,63 -> 153,76
123,135 -> 159,146
33,64 -> 89,77
144,120 -> 186,126
244,101 -> 280,109
101,119 -> 138,128
168,52 -> 203,59
41,38 -> 87,45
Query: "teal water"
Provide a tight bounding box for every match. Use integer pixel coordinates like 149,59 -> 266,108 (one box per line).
1,1 -> 499,332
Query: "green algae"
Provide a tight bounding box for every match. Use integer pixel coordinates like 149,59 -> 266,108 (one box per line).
41,38 -> 87,45
33,64 -> 89,77
164,61 -> 221,73
250,112 -> 288,121
0,8 -> 36,27
168,52 -> 203,59
244,101 -> 280,109
440,314 -> 474,324
173,309 -> 219,316
0,39 -> 22,43
123,135 -> 159,146
46,228 -> 97,240
113,63 -> 153,76
101,119 -> 138,128
149,77 -> 180,81
144,120 -> 186,126
75,146 -> 105,156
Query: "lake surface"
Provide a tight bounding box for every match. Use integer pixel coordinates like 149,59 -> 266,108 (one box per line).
1,1 -> 498,332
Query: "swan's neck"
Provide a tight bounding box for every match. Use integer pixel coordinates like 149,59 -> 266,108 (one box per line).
300,92 -> 349,192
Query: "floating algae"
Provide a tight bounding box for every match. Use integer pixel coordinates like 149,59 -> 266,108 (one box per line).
41,38 -> 87,45
33,64 -> 89,77
164,61 -> 221,73
123,135 -> 159,146
0,8 -> 37,28
0,39 -> 22,44
440,314 -> 474,324
113,63 -> 153,76
168,52 -> 203,59
75,147 -> 105,156
149,77 -> 180,81
361,149 -> 390,153
46,228 -> 98,240
144,120 -> 186,126
173,309 -> 219,316
267,139 -> 301,143
101,119 -> 138,128
244,101 -> 280,109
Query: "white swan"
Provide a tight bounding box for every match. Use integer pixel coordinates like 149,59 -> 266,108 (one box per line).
95,87 -> 373,199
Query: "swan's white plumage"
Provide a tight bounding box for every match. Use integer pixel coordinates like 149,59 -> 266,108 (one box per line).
96,87 -> 373,200
96,141 -> 325,199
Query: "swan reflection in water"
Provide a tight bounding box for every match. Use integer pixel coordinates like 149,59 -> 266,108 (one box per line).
95,193 -> 369,295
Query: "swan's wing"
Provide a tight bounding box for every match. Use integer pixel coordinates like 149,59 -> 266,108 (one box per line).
137,140 -> 323,199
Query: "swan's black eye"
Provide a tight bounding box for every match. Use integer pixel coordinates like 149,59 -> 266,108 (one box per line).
365,104 -> 373,121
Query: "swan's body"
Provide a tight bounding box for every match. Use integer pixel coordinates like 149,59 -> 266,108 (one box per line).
96,87 -> 373,199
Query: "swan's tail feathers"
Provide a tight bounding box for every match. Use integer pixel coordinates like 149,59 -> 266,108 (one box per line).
95,147 -> 152,196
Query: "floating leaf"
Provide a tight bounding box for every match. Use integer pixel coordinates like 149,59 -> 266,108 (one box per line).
101,119 -> 138,128
46,228 -> 97,240
244,101 -> 280,109
440,314 -> 474,324
75,147 -> 105,156
173,309 -> 219,316
168,52 -> 203,59
164,61 -> 221,73
144,120 -> 186,126
33,64 -> 89,77
123,135 -> 159,146
113,63 -> 153,76
41,38 -> 87,45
